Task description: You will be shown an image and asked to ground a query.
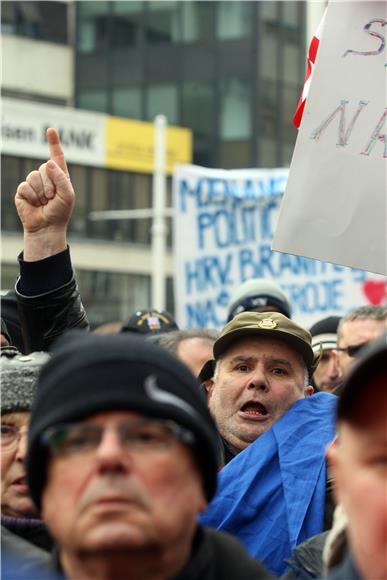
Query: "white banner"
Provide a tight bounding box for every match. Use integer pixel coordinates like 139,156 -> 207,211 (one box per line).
273,1 -> 387,275
1,98 -> 105,167
173,164 -> 386,330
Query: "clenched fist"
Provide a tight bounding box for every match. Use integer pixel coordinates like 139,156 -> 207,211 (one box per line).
15,128 -> 75,261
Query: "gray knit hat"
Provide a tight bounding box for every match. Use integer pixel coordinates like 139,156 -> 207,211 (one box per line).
227,278 -> 291,321
1,349 -> 50,414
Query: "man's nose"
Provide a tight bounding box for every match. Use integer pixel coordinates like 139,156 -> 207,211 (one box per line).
247,366 -> 269,392
95,428 -> 131,472
328,351 -> 341,380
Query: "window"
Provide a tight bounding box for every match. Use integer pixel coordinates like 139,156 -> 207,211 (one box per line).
112,88 -> 142,119
282,2 -> 300,29
67,164 -> 88,237
261,24 -> 279,82
181,2 -> 214,42
1,156 -> 23,233
78,90 -> 108,113
111,1 -> 142,48
146,85 -> 178,124
88,168 -> 152,245
182,81 -> 214,138
220,77 -> 251,140
78,1 -> 109,53
1,264 -> 19,293
284,44 -> 301,84
146,1 -> 180,44
259,138 -> 277,168
216,2 -> 252,40
76,269 -> 151,327
1,1 -> 68,44
261,80 -> 278,139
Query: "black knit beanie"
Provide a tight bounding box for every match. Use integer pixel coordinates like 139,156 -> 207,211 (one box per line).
27,331 -> 219,510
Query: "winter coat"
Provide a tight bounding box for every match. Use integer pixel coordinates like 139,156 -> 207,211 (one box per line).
1,515 -> 53,552
318,553 -> 361,580
49,526 -> 274,580
281,532 -> 329,579
15,248 -> 89,353
1,525 -> 56,579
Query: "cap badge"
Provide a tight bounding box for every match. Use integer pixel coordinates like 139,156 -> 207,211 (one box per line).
146,316 -> 161,330
258,318 -> 277,330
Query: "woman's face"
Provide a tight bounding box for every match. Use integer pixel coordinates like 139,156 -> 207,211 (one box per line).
1,411 -> 37,518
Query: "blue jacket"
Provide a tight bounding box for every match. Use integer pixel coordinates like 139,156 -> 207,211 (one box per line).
200,393 -> 337,576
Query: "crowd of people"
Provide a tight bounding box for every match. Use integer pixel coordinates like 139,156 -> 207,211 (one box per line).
1,129 -> 386,580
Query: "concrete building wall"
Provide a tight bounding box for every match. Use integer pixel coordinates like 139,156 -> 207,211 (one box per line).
2,35 -> 73,102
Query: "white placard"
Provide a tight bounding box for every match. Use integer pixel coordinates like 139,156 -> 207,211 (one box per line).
1,98 -> 105,167
273,1 -> 387,275
173,164 -> 386,330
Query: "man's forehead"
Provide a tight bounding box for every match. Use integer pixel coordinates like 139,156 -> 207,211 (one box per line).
340,318 -> 386,343
221,335 -> 299,360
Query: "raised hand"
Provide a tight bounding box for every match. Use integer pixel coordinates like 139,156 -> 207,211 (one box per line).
15,128 -> 75,260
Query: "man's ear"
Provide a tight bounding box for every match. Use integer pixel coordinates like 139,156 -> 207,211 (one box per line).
203,379 -> 214,402
304,384 -> 314,397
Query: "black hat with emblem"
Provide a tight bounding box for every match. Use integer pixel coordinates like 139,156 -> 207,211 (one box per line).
121,309 -> 178,335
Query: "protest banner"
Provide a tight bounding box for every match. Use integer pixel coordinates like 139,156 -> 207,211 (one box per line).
173,164 -> 386,330
273,1 -> 386,275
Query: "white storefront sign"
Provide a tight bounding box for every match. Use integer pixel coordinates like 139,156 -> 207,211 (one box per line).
1,98 -> 105,167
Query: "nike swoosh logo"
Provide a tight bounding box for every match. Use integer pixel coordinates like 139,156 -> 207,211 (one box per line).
144,374 -> 198,418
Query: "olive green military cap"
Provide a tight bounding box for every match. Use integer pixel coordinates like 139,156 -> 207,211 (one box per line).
199,311 -> 319,382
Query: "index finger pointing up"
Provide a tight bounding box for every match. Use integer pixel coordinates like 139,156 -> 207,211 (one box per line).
46,128 -> 69,177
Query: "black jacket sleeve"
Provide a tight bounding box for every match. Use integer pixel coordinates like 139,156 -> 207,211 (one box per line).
15,248 -> 89,353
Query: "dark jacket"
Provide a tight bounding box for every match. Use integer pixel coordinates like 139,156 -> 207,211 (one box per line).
318,553 -> 361,580
281,532 -> 329,580
15,248 -> 89,353
1,525 -> 57,580
1,515 -> 53,552
173,527 -> 274,580
49,526 -> 273,580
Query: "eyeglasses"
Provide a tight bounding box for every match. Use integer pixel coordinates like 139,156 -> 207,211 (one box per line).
41,419 -> 195,457
336,343 -> 368,358
1,424 -> 28,450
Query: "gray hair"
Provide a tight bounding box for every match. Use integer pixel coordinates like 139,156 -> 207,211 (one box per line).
337,305 -> 387,344
148,328 -> 219,354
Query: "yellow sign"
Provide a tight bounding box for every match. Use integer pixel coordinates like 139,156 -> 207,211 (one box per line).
106,116 -> 192,175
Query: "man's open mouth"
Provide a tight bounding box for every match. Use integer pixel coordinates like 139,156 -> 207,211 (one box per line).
12,476 -> 27,485
240,401 -> 269,417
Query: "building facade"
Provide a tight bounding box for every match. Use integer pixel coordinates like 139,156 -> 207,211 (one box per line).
1,0 -> 313,327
